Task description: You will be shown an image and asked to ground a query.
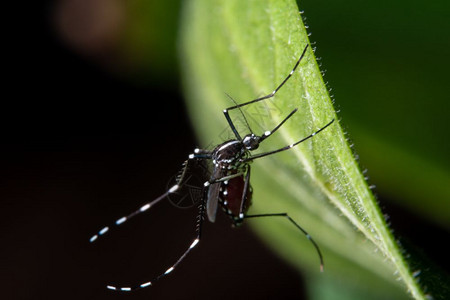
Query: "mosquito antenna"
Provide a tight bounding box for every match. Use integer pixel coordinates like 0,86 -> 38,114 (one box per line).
225,92 -> 254,135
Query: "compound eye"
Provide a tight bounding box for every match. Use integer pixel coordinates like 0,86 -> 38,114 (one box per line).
243,134 -> 259,150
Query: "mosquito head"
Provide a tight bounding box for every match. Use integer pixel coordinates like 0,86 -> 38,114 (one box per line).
242,134 -> 260,150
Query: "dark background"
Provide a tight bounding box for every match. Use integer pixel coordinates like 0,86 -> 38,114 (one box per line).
3,1 -> 304,299
2,1 -> 449,300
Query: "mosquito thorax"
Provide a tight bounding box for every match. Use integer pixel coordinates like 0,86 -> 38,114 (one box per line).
211,140 -> 245,167
242,134 -> 260,150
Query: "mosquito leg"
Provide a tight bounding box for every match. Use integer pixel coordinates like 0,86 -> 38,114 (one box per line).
106,191 -> 207,292
237,165 -> 251,221
258,108 -> 298,143
242,119 -> 335,163
106,237 -> 201,292
223,44 -> 309,140
89,151 -> 210,243
203,172 -> 245,186
244,213 -> 324,272
89,189 -> 176,243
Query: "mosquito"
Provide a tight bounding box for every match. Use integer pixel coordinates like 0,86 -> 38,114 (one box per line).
90,44 -> 334,292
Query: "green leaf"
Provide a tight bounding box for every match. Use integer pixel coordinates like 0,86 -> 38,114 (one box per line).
297,0 -> 450,229
179,0 -> 429,299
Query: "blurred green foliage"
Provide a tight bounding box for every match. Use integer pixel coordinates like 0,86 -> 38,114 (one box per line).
118,1 -> 181,84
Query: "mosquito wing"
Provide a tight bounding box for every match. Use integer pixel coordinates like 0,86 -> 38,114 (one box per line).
167,159 -> 209,209
206,167 -> 224,222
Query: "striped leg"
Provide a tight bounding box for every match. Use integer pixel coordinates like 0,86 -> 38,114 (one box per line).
223,44 -> 310,140
89,185 -> 178,243
106,193 -> 207,292
242,119 -> 335,162
89,150 -> 210,243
